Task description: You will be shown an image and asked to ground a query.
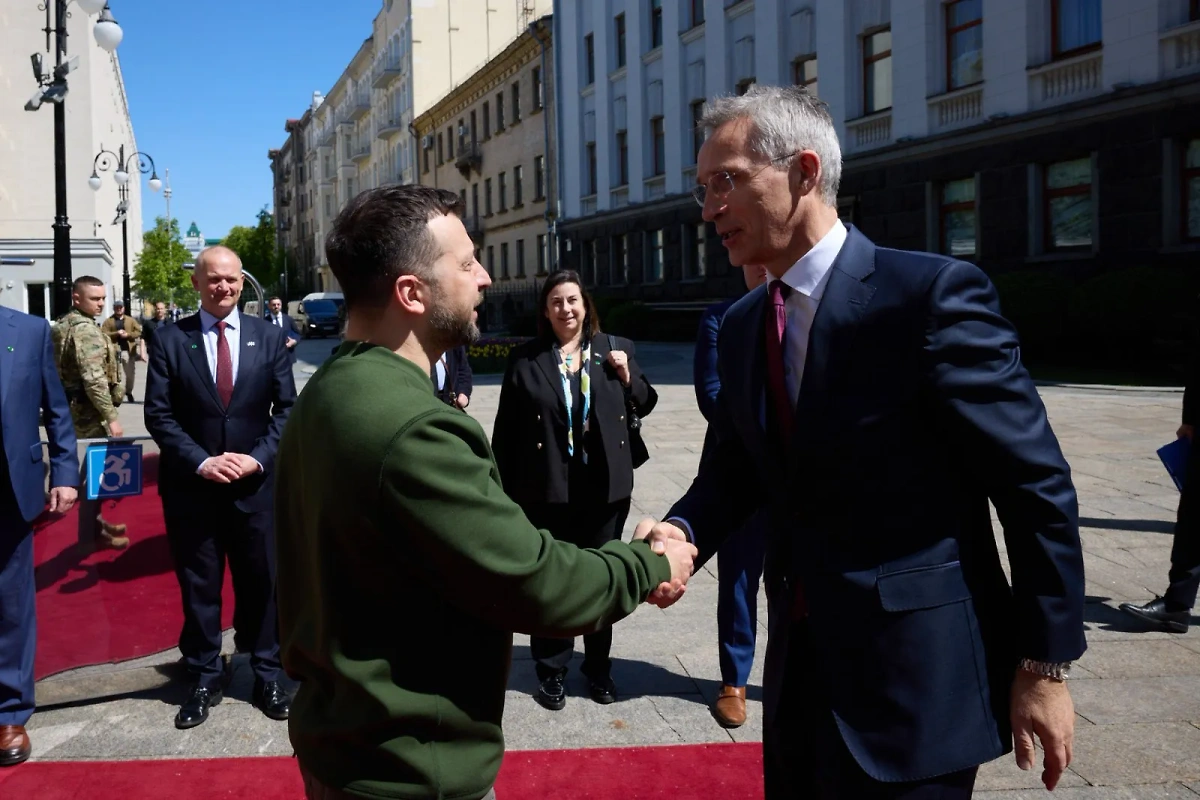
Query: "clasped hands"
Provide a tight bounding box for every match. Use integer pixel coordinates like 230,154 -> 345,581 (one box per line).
198,453 -> 260,484
633,518 -> 695,608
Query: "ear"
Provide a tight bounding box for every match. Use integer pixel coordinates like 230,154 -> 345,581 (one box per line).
792,151 -> 822,197
394,274 -> 427,315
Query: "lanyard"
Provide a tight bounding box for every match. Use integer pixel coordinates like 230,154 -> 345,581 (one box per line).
555,340 -> 592,461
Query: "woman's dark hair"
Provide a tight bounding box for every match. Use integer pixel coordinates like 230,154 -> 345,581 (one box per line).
536,270 -> 600,341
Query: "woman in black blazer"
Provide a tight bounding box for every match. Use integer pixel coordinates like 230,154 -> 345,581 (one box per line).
492,270 -> 657,711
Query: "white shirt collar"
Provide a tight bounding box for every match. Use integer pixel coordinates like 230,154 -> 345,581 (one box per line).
777,220 -> 848,301
199,306 -> 240,331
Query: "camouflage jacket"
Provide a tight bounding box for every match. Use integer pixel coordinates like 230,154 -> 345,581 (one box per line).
52,308 -> 124,437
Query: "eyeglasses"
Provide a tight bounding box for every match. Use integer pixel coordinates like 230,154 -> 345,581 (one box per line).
690,152 -> 798,207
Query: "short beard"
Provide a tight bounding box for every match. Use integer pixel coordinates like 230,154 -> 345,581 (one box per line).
428,283 -> 480,352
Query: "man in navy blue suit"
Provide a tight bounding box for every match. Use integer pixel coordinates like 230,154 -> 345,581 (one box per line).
637,85 -> 1086,798
264,296 -> 299,364
145,246 -> 295,731
0,307 -> 79,767
694,264 -> 770,728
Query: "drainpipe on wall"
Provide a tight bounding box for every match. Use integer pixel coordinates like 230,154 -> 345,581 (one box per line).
551,3 -> 566,271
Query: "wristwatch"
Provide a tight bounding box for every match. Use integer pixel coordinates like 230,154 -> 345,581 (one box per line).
1018,658 -> 1071,682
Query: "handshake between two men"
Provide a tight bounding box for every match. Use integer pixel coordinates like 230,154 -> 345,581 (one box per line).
633,518 -> 694,609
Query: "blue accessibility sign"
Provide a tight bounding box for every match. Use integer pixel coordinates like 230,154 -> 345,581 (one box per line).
85,443 -> 143,500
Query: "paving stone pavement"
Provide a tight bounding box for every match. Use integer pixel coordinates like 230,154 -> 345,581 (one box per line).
23,339 -> 1200,798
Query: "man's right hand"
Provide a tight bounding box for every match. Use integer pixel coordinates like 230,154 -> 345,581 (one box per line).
197,454 -> 241,484
1179,424 -> 1194,442
108,420 -> 125,438
634,518 -> 696,609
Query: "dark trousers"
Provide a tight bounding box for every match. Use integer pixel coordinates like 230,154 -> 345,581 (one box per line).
0,496 -> 34,726
764,622 -> 978,799
716,511 -> 768,687
526,497 -> 631,682
1166,438 -> 1200,610
164,495 -> 281,689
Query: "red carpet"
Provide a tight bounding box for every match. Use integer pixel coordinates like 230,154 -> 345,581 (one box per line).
33,453 -> 234,680
0,742 -> 764,798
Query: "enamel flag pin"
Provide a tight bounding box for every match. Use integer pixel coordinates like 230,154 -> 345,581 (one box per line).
247,341 -> 257,347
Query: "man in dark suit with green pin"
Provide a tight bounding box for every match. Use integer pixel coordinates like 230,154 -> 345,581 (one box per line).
273,184 -> 698,800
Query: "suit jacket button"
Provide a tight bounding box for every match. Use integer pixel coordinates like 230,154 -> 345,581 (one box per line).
620,440 -> 625,448
619,415 -> 625,421
537,414 -> 541,421
536,442 -> 543,450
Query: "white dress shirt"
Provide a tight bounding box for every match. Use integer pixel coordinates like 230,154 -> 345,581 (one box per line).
199,306 -> 241,387
668,220 -> 849,543
434,356 -> 448,391
269,312 -> 286,329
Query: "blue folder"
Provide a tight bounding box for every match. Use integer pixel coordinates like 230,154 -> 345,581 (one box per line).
1157,437 -> 1191,492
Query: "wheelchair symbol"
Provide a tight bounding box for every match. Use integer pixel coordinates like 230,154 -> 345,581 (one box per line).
100,452 -> 134,492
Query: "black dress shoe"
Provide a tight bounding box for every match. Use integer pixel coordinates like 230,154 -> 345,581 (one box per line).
175,685 -> 221,730
535,674 -> 566,711
588,676 -> 617,705
1119,597 -> 1190,633
253,680 -> 290,721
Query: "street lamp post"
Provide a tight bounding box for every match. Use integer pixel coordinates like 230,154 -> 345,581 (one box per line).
25,0 -> 124,318
89,145 -> 161,308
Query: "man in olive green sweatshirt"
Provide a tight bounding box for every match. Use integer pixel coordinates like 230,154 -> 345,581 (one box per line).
274,184 -> 697,800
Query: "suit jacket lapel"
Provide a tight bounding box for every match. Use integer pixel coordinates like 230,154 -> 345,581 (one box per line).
235,316 -> 260,402
182,316 -> 223,408
794,227 -> 877,442
0,310 -> 16,411
533,344 -> 564,413
737,290 -> 768,440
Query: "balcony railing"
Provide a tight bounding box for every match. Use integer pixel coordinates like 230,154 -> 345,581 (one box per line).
580,195 -> 598,216
1027,50 -> 1103,110
610,186 -> 629,207
455,141 -> 483,175
376,117 -> 404,139
1160,19 -> 1200,80
844,109 -> 893,154
372,55 -> 403,89
927,84 -> 983,133
349,91 -> 372,121
644,175 -> 666,200
351,141 -> 372,163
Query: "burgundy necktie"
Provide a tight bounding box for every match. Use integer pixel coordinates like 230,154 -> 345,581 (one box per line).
215,320 -> 234,408
765,280 -> 807,619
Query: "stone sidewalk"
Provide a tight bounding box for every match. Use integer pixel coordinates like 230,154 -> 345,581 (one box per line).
24,339 -> 1200,798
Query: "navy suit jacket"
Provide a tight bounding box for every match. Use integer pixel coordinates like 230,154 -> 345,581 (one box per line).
264,312 -> 300,363
668,226 -> 1086,782
0,307 -> 78,522
144,312 -> 295,513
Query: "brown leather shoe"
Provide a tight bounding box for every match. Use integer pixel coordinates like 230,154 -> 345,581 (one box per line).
96,517 -> 129,550
713,685 -> 747,728
98,517 -> 127,536
0,725 -> 31,767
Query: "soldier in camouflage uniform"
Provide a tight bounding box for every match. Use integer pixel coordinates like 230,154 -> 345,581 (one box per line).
52,276 -> 129,550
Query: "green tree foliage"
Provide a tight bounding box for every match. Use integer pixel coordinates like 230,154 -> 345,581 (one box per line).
134,217 -> 198,309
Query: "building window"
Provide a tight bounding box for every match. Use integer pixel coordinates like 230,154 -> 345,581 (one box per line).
511,82 -> 521,123
496,93 -> 505,131
515,239 -> 526,277
581,239 -> 595,284
500,242 -> 510,278
690,101 -> 704,161
685,223 -> 707,280
1044,158 -> 1093,251
1185,139 -> 1200,241
645,230 -> 663,282
532,67 -> 543,110
485,177 -> 493,215
471,183 -> 479,218
537,233 -> 548,274
615,13 -> 626,68
1051,0 -> 1101,59
689,0 -> 705,28
650,117 -> 665,176
611,234 -> 628,284
1193,0 -> 1200,21
584,34 -> 595,84
514,165 -> 524,206
940,178 -> 977,257
650,0 -> 663,49
616,130 -> 629,185
736,78 -> 756,96
437,133 -> 444,165
793,57 -> 818,96
586,142 -> 598,194
486,245 -> 495,276
499,171 -> 508,211
483,101 -> 491,138
469,110 -> 477,143
864,29 -> 892,113
946,0 -> 982,90
534,155 -> 546,200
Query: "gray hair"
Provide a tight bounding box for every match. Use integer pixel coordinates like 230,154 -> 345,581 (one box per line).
699,84 -> 842,206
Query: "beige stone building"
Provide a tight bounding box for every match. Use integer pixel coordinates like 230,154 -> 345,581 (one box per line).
413,14 -> 556,333
0,3 -> 147,318
270,0 -> 554,294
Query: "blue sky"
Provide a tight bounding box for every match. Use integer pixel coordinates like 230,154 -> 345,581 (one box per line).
116,0 -> 380,240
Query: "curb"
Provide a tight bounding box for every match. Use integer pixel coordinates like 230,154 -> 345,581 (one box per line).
1034,381 -> 1184,393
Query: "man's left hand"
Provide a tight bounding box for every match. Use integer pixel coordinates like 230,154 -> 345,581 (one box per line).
48,486 -> 78,515
455,393 -> 470,409
223,453 -> 262,479
285,338 -> 297,349
1010,670 -> 1075,790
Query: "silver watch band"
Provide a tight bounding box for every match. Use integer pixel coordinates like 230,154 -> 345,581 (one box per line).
1018,658 -> 1071,681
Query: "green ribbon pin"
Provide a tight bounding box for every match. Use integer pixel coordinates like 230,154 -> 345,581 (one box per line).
6,346 -> 12,352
